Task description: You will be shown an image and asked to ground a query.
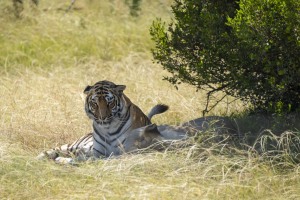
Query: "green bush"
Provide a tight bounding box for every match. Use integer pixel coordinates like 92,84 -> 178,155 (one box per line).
150,0 -> 300,114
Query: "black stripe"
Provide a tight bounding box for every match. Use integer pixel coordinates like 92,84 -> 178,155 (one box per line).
92,123 -> 111,145
111,122 -> 133,144
121,138 -> 127,145
71,134 -> 92,150
93,134 -> 107,149
110,129 -> 130,145
82,133 -> 93,143
93,147 -> 103,155
108,106 -> 130,136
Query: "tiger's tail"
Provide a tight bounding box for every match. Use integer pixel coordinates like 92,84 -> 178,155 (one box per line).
147,104 -> 169,120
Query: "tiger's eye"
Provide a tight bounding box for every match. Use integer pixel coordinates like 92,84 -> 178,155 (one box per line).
90,102 -> 97,110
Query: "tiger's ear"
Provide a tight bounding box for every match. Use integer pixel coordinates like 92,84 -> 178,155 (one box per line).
83,85 -> 92,94
115,85 -> 126,94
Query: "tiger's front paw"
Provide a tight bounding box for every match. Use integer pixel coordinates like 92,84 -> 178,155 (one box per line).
55,157 -> 75,165
36,152 -> 47,160
36,149 -> 59,160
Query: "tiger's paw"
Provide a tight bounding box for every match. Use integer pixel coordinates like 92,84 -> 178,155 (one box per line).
36,152 -> 48,160
55,157 -> 75,165
36,149 -> 59,160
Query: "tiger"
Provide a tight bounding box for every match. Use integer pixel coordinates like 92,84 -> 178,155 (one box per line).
37,80 -> 169,163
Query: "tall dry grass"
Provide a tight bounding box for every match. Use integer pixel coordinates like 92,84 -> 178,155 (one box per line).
0,0 -> 300,199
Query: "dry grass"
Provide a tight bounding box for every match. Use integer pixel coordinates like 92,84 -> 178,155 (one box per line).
0,0 -> 300,199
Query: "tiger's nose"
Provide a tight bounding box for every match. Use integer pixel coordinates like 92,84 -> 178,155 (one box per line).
98,105 -> 111,120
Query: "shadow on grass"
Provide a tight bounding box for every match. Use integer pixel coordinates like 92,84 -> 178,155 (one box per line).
157,113 -> 300,169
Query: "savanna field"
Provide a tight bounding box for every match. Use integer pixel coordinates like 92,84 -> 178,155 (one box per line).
1,0 -> 300,199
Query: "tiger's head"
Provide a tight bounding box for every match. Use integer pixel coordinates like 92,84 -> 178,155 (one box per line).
83,80 -> 126,123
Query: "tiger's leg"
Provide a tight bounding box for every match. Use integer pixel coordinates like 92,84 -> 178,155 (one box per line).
55,135 -> 94,164
36,143 -> 75,161
37,133 -> 94,164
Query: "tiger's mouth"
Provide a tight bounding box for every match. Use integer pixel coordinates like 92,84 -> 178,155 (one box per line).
94,115 -> 113,124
